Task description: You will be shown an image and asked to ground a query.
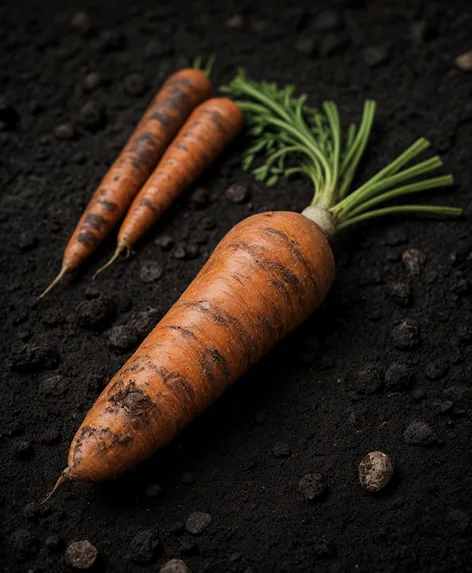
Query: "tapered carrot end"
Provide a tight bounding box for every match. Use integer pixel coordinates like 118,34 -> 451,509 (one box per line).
93,242 -> 128,279
38,264 -> 68,299
41,467 -> 70,504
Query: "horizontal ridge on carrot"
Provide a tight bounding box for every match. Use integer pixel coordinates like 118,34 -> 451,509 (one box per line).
94,97 -> 244,276
48,71 -> 461,493
39,64 -> 214,298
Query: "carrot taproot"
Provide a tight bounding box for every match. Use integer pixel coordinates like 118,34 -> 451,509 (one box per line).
94,97 -> 244,276
53,211 -> 334,484
39,67 -> 213,298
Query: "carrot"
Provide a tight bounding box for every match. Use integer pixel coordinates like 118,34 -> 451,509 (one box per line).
47,73 -> 461,492
39,66 -> 213,298
94,97 -> 244,276
51,211 -> 334,485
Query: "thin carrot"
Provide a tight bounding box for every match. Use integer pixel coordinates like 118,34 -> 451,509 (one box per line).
48,74 -> 461,490
94,97 -> 244,276
39,66 -> 213,298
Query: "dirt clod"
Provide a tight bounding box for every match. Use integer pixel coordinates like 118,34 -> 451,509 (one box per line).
139,260 -> 163,284
298,472 -> 327,502
185,512 -> 212,535
404,420 -> 435,445
391,319 -> 421,349
129,529 -> 160,564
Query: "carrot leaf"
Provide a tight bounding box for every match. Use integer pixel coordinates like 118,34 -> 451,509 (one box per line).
222,70 -> 462,235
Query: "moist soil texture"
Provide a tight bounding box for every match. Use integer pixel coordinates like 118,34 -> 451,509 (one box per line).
1,0 -> 472,571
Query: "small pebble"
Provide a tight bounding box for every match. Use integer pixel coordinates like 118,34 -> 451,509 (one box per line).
191,187 -> 209,208
160,559 -> 192,573
384,362 -> 412,391
314,9 -> 341,32
155,235 -> 174,250
173,246 -> 187,260
71,11 -> 91,34
402,248 -> 425,276
185,512 -> 212,535
139,260 -> 163,284
145,484 -> 163,497
225,183 -> 250,204
272,442 -> 291,457
455,51 -> 472,72
351,363 -> 383,394
436,400 -> 453,414
129,529 -> 160,564
83,72 -> 101,92
65,540 -> 98,569
385,282 -> 411,307
358,451 -> 393,492
124,73 -> 147,96
226,14 -> 244,29
363,45 -> 390,67
53,122 -> 76,140
298,472 -> 327,502
79,101 -> 106,131
76,296 -> 115,330
404,420 -> 435,445
391,319 -> 421,350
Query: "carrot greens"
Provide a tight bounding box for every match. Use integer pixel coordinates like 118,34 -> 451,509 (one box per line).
222,70 -> 461,236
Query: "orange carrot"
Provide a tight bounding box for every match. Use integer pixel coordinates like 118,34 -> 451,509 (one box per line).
40,68 -> 213,297
53,212 -> 334,484
94,97 -> 244,275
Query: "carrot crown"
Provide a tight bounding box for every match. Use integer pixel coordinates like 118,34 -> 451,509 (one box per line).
222,70 -> 462,236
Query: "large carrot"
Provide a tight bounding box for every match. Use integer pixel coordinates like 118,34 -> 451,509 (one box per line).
40,66 -> 213,297
94,97 -> 244,276
48,73 -> 461,490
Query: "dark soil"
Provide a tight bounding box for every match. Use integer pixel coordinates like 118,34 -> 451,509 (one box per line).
1,0 -> 472,571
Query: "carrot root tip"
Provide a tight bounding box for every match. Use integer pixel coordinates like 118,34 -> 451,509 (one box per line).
41,467 -> 70,504
93,242 -> 128,279
38,264 -> 68,299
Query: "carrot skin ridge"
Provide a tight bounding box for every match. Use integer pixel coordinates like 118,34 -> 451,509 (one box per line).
67,212 -> 334,482
115,97 -> 244,250
61,69 -> 213,273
